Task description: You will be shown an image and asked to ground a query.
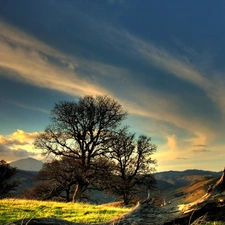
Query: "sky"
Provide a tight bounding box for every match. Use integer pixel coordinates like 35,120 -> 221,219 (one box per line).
0,0 -> 225,172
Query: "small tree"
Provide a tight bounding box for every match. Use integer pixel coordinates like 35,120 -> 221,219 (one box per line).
0,160 -> 20,198
35,157 -> 82,202
23,181 -> 57,200
34,95 -> 127,202
106,128 -> 157,205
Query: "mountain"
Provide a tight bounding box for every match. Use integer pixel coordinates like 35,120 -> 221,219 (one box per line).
10,157 -> 43,172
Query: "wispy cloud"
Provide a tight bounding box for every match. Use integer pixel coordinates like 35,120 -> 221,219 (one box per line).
192,149 -> 211,153
99,25 -> 225,147
101,26 -> 211,90
119,30 -> 225,117
193,144 -> 207,147
2,98 -> 50,114
120,30 -> 212,85
132,40 -> 211,91
192,143 -> 211,153
192,147 -> 211,154
0,20 -> 112,98
172,36 -> 198,58
98,23 -> 225,120
176,157 -> 188,160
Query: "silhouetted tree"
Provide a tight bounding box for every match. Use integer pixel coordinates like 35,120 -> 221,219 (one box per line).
35,156 -> 86,202
27,156 -> 115,202
23,181 -> 56,200
34,95 -> 127,202
0,160 -> 20,198
105,128 -> 157,205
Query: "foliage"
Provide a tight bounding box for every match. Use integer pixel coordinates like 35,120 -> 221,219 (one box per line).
0,198 -> 131,224
0,160 -> 20,199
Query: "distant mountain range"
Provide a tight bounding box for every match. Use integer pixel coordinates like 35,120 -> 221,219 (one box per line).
10,157 -> 43,171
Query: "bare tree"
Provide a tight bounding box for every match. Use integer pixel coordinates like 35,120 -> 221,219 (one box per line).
33,157 -> 82,202
0,160 -> 20,198
105,128 -> 157,205
34,95 -> 127,202
23,181 -> 58,201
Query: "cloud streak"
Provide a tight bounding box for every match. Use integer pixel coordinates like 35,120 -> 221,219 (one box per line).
2,99 -> 50,114
0,20 -> 112,98
192,149 -> 211,153
176,157 -> 188,160
109,28 -> 225,117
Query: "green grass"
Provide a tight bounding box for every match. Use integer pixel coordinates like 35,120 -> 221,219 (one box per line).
1,199 -> 224,225
0,199 -> 131,225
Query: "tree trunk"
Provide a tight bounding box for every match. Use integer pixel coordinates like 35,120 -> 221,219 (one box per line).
72,183 -> 79,203
71,183 -> 85,203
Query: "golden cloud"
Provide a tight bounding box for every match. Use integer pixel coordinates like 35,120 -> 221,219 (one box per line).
0,129 -> 38,147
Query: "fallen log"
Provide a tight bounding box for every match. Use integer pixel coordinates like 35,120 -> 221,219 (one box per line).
10,168 -> 225,225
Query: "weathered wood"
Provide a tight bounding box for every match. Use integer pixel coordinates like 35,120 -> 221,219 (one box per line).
10,168 -> 225,225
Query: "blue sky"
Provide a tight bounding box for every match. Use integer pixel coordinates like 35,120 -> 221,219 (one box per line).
0,0 -> 225,171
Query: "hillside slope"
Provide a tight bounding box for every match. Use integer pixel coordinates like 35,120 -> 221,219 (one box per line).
155,170 -> 222,204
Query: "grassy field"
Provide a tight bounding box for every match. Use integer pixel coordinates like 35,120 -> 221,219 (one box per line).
0,198 -> 132,225
1,199 -> 224,225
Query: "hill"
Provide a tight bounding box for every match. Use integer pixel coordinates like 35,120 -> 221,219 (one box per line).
10,157 -> 43,171
155,169 -> 222,189
155,169 -> 223,204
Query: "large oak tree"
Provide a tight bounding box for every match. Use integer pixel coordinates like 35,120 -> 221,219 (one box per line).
34,95 -> 127,201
